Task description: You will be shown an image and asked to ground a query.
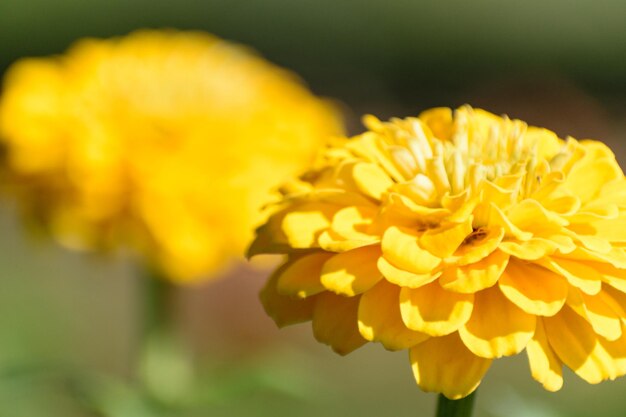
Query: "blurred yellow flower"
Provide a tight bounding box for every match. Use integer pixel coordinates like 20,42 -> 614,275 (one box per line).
250,105 -> 626,399
0,30 -> 343,282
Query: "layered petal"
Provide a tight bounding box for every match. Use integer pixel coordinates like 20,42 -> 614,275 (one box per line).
312,292 -> 366,355
321,245 -> 383,296
410,333 -> 492,400
400,282 -> 474,336
459,285 -> 536,358
358,280 -> 429,350
499,259 -> 568,316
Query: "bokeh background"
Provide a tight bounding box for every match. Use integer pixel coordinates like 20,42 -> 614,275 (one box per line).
1,1 -> 626,416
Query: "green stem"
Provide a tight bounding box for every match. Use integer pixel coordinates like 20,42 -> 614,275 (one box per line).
142,268 -> 174,337
436,392 -> 476,417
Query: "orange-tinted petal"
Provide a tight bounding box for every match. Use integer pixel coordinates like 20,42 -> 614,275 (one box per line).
260,265 -> 319,327
419,217 -> 473,258
358,280 -> 429,350
381,226 -> 441,274
459,285 -> 536,358
526,319 -> 563,391
544,305 -> 615,384
410,333 -> 492,400
399,282 -> 473,336
276,252 -> 333,298
378,257 -> 440,288
321,245 -> 382,296
312,292 -> 366,355
440,250 -> 508,294
499,259 -> 568,316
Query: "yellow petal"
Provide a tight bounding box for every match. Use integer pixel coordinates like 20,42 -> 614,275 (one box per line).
564,157 -> 623,203
260,265 -> 319,327
330,205 -> 379,241
399,282 -> 473,336
489,203 -> 532,241
381,226 -> 441,274
507,199 -> 568,231
440,250 -> 509,294
459,285 -> 536,358
321,245 -> 382,296
358,280 -> 429,350
452,226 -> 504,265
499,259 -> 568,316
276,252 -> 333,298
410,332 -> 492,400
318,229 -> 370,253
542,257 -> 602,295
526,319 -> 563,392
419,217 -> 473,258
312,292 -> 366,355
579,290 -> 624,341
352,162 -> 394,200
281,203 -> 336,248
498,239 -> 557,260
377,257 -> 441,288
418,107 -> 453,140
544,305 -> 615,384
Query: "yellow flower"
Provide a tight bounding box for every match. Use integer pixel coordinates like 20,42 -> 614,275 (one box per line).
0,30 -> 343,282
250,105 -> 626,399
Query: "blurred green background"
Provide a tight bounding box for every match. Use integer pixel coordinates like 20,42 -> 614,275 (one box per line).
1,1 -> 626,416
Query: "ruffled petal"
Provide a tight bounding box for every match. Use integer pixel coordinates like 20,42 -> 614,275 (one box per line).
260,265 -> 319,327
440,250 -> 508,294
526,319 -> 563,391
381,226 -> 441,274
281,203 -> 337,248
358,280 -> 429,350
499,259 -> 568,316
453,226 -> 504,265
544,305 -> 616,384
410,333 -> 492,400
459,285 -> 536,358
321,245 -> 382,296
419,217 -> 473,258
378,257 -> 440,288
276,252 -> 333,298
352,162 -> 394,200
540,257 -> 602,295
399,282 -> 473,336
312,292 -> 366,355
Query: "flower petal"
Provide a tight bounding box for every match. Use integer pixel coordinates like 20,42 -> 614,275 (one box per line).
381,226 -> 441,274
377,256 -> 441,288
321,245 -> 382,296
526,319 -> 563,392
312,292 -> 366,355
276,252 -> 333,298
544,305 -> 616,384
459,285 -> 536,358
453,226 -> 504,265
260,265 -> 319,327
352,162 -> 394,200
358,280 -> 429,350
541,257 -> 602,295
440,250 -> 508,294
499,259 -> 568,316
419,216 -> 473,258
399,282 -> 473,336
410,333 -> 492,400
281,203 -> 336,248
330,205 -> 379,241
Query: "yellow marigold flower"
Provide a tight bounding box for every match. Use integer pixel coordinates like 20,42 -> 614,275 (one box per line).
0,30 -> 343,282
250,105 -> 626,399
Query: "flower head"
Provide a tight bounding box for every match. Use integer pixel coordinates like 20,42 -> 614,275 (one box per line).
250,105 -> 626,399
0,30 -> 343,282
